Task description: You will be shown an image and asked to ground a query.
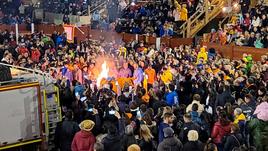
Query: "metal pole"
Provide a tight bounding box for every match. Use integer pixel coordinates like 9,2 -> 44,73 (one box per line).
31,23 -> 35,34
15,23 -> 19,44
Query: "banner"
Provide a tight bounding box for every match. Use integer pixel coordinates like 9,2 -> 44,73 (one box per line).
63,25 -> 74,43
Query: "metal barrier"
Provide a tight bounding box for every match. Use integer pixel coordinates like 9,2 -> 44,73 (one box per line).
0,62 -> 55,86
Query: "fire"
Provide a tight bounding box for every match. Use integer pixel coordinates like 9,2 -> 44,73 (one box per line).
96,61 -> 109,87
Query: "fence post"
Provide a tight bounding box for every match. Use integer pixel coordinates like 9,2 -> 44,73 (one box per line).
15,23 -> 19,44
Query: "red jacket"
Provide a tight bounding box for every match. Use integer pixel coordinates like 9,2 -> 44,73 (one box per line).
31,49 -> 41,63
211,121 -> 231,144
19,47 -> 29,55
71,131 -> 96,151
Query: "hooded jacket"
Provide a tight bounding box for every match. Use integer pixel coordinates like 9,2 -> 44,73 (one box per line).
248,118 -> 268,151
224,133 -> 243,151
211,121 -> 231,144
157,136 -> 183,151
197,47 -> 208,63
233,113 -> 246,134
31,48 -> 41,62
254,102 -> 268,122
102,134 -> 122,151
186,100 -> 204,115
183,141 -> 204,151
55,119 -> 80,151
71,131 -> 96,151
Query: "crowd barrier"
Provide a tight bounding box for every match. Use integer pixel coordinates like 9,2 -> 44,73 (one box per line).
0,24 -> 266,61
205,42 -> 268,61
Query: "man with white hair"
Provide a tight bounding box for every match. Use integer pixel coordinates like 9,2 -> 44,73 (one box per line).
182,130 -> 204,151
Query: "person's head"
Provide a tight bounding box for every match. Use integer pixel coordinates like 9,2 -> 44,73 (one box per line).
234,108 -> 242,116
163,127 -> 174,138
245,94 -> 253,103
79,120 -> 95,132
140,104 -> 147,113
218,111 -> 230,126
168,84 -> 175,92
231,123 -> 240,133
183,113 -> 192,123
250,32 -> 255,38
127,144 -> 141,151
94,142 -> 104,151
140,124 -> 153,142
204,141 -> 218,151
188,130 -> 199,142
125,125 -> 134,135
108,124 -> 117,135
163,112 -> 174,124
133,63 -> 138,69
258,87 -> 266,96
192,103 -> 198,112
65,110 -> 73,120
193,94 -> 201,102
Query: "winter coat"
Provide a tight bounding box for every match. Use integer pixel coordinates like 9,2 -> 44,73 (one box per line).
223,133 -> 243,151
157,136 -> 183,151
253,102 -> 268,122
179,122 -> 201,144
190,111 -> 202,125
183,141 -> 204,151
102,134 -> 122,151
197,47 -> 208,63
234,113 -> 246,134
71,131 -> 96,151
211,121 -> 231,144
186,100 -> 204,115
215,90 -> 234,107
54,119 -> 80,151
248,118 -> 268,151
31,49 -> 41,62
158,122 -> 170,143
139,139 -> 153,151
121,134 -> 137,151
165,91 -> 179,106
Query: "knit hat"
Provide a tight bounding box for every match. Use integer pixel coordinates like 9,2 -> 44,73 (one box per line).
127,144 -> 141,151
188,130 -> 199,141
79,120 -> 95,132
163,127 -> 174,138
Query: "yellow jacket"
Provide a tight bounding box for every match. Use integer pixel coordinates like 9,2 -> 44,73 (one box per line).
119,47 -> 127,58
161,69 -> 173,85
234,113 -> 246,124
197,47 -> 208,63
180,7 -> 188,21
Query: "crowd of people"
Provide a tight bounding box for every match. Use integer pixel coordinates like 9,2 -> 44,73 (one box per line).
43,0 -> 89,16
209,0 -> 268,48
0,27 -> 268,151
0,0 -> 33,25
115,0 -> 199,37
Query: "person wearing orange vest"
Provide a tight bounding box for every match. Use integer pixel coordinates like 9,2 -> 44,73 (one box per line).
145,64 -> 156,89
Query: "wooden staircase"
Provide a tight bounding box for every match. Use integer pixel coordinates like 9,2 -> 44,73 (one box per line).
179,0 -> 226,38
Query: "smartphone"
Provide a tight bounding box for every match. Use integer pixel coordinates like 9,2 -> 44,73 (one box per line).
109,110 -> 116,115
137,110 -> 141,117
75,92 -> 79,97
80,96 -> 87,102
88,108 -> 93,112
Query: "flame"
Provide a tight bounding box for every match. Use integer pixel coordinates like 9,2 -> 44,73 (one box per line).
97,61 -> 109,87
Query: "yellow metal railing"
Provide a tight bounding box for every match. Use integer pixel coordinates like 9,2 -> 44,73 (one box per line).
43,86 -> 62,142
179,0 -> 226,38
